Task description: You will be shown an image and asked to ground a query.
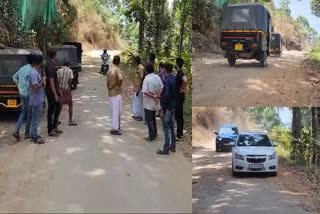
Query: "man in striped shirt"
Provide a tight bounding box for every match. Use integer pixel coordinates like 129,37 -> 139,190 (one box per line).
57,59 -> 77,126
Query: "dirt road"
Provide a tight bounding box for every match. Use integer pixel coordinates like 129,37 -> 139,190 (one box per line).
193,51 -> 313,107
192,142 -> 320,214
0,51 -> 191,213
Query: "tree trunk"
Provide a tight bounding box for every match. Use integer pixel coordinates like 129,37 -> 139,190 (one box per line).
311,107 -> 318,164
178,0 -> 187,56
138,0 -> 146,54
292,107 -> 302,139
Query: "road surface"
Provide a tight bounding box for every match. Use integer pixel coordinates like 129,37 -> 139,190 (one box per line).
0,51 -> 192,213
192,141 -> 320,214
193,51 -> 313,107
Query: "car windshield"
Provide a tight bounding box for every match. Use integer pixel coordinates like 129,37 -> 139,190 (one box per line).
219,127 -> 238,135
237,134 -> 272,147
232,8 -> 250,22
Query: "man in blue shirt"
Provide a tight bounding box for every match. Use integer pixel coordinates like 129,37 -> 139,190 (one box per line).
29,55 -> 46,144
12,54 -> 34,141
157,63 -> 177,155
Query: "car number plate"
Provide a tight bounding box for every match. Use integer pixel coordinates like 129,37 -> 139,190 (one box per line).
249,164 -> 263,169
7,99 -> 17,107
235,44 -> 243,51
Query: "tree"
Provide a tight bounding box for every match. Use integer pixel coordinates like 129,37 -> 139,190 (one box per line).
311,0 -> 320,17
261,108 -> 281,132
295,15 -> 310,29
308,27 -> 318,41
279,0 -> 291,16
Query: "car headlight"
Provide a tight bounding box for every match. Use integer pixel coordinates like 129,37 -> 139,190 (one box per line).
217,137 -> 222,141
268,152 -> 277,161
235,152 -> 244,160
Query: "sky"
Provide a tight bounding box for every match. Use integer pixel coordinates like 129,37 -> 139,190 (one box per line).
277,107 -> 292,128
274,0 -> 320,34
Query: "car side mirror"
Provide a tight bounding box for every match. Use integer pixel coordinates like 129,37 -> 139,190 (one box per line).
273,142 -> 278,147
214,131 -> 218,135
229,142 -> 235,147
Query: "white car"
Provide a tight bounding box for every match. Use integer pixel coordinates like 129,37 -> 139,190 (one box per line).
230,132 -> 278,176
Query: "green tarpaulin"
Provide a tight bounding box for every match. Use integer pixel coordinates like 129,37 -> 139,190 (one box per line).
212,0 -> 228,8
12,0 -> 57,29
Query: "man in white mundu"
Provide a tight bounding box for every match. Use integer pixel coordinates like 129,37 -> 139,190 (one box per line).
132,56 -> 145,121
107,56 -> 123,135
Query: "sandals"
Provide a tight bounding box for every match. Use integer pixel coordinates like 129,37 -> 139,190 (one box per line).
111,130 -> 122,135
12,132 -> 20,141
68,121 -> 78,126
31,136 -> 45,144
157,149 -> 169,155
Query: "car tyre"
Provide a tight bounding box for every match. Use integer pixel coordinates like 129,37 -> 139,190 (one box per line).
271,171 -> 277,176
232,162 -> 239,177
228,55 -> 236,66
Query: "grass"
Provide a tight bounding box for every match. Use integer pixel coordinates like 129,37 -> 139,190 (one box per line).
308,48 -> 320,68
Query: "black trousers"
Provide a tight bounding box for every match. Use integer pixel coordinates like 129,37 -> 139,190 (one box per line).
47,94 -> 62,134
175,94 -> 185,138
145,109 -> 157,139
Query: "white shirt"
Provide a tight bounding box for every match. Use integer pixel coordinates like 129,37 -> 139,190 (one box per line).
142,73 -> 163,111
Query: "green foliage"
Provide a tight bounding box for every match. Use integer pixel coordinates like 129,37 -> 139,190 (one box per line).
192,0 -> 223,35
295,15 -> 310,29
261,108 -> 281,132
269,126 -> 292,148
279,0 -> 291,16
311,0 -> 320,17
0,0 -> 33,48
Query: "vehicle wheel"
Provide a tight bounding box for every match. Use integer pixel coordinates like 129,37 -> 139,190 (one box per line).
271,171 -> 277,176
260,51 -> 267,67
232,165 -> 239,177
228,55 -> 236,66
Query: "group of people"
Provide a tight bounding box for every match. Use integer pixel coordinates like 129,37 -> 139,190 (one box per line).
106,53 -> 187,155
12,48 -> 77,144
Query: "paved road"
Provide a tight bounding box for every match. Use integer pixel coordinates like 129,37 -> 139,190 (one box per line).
0,51 -> 192,213
193,51 -> 313,107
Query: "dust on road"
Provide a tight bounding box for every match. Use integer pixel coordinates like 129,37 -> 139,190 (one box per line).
0,50 -> 192,213
192,139 -> 320,214
193,51 -> 313,107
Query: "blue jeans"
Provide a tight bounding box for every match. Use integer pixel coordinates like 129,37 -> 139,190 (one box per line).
145,109 -> 157,139
15,96 -> 31,136
162,109 -> 176,151
31,103 -> 43,142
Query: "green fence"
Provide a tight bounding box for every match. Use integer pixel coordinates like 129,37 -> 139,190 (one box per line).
12,0 -> 57,29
